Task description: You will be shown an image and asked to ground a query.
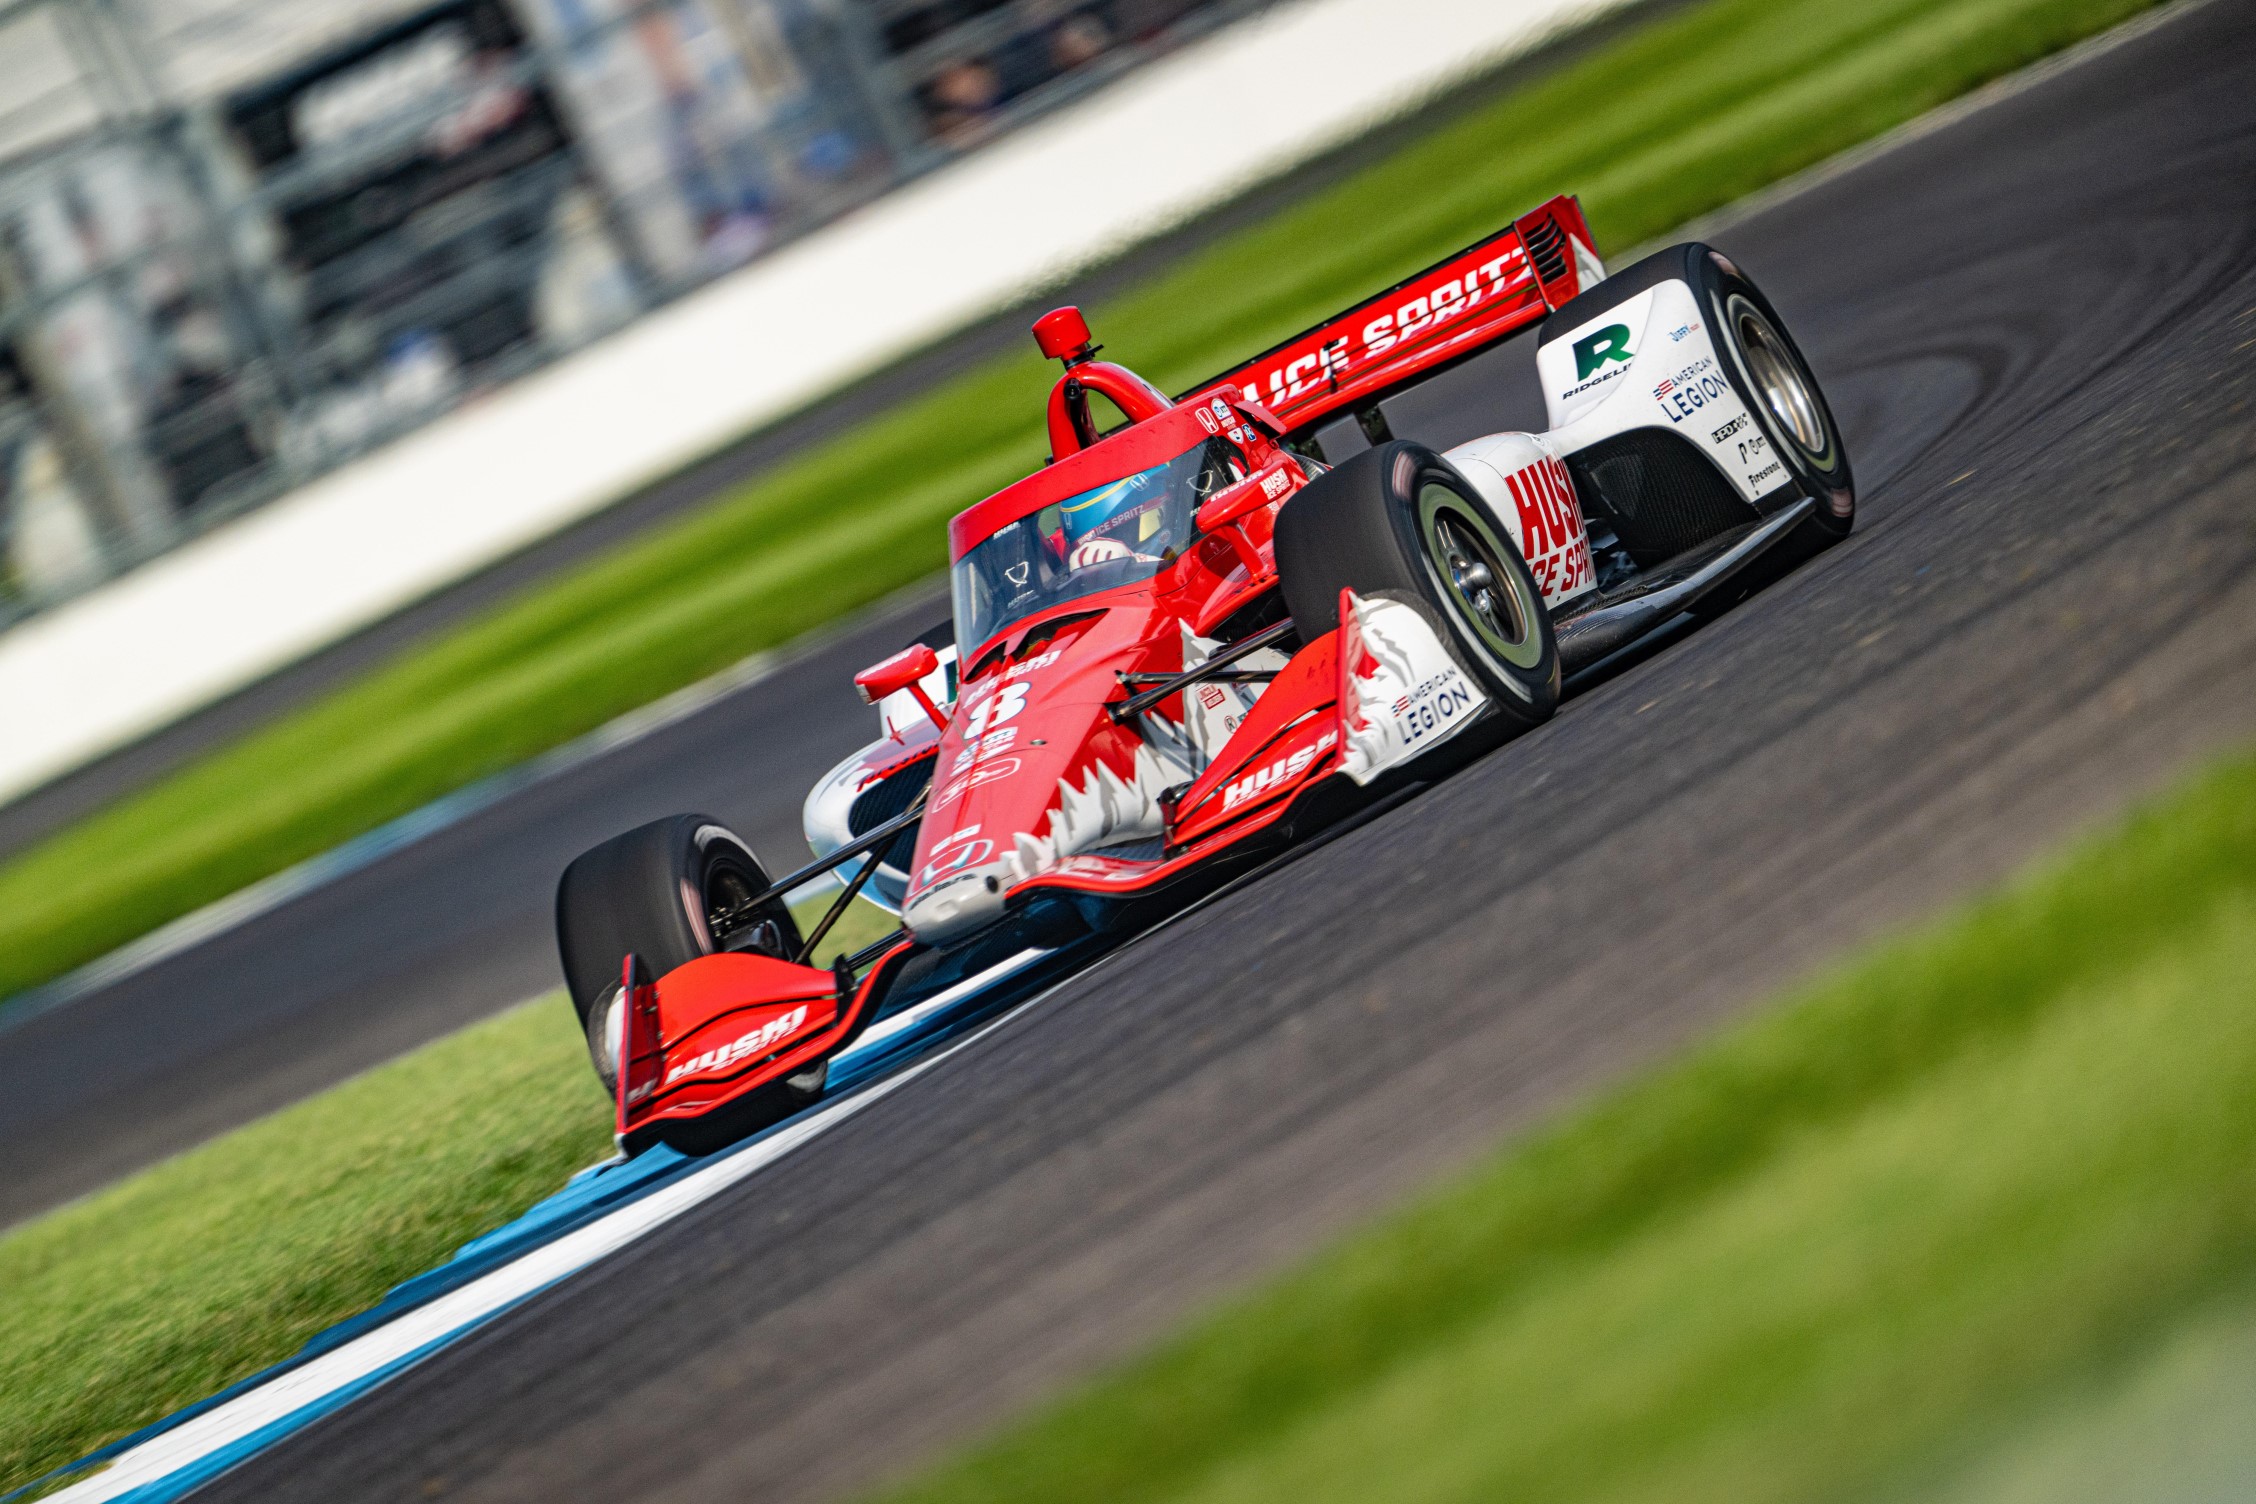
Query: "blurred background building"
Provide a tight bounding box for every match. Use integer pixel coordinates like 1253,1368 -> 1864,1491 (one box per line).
0,0 -> 1263,624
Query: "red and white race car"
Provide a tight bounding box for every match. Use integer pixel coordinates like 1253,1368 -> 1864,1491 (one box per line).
555,196 -> 1855,1153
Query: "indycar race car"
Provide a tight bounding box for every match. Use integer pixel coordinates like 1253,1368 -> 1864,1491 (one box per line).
555,195 -> 1855,1153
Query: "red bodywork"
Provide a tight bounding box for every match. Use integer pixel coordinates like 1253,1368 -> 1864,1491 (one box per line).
614,197 -> 1599,1145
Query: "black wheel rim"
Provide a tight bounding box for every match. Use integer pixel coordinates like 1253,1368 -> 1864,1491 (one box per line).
1420,485 -> 1546,672
702,858 -> 783,955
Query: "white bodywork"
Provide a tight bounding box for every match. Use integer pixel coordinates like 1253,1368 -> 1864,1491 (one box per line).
801,645 -> 958,915
1534,276 -> 1789,504
1437,270 -> 1791,609
1336,591 -> 1490,783
1442,431 -> 1597,610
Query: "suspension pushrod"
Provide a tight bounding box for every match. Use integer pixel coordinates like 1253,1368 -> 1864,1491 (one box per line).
1109,619 -> 1296,721
719,795 -> 926,925
795,783 -> 927,963
1118,669 -> 1276,686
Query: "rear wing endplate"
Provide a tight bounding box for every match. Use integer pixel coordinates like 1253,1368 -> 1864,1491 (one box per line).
1183,195 -> 1600,437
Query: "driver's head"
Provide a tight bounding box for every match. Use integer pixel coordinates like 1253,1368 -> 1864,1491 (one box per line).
1059,472 -> 1164,553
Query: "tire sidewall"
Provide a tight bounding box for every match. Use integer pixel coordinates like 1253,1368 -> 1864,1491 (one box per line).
1391,450 -> 1560,711
1275,441 -> 1559,734
555,814 -> 801,1029
1694,249 -> 1854,533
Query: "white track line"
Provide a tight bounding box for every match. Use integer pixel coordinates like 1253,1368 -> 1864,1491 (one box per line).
44,951 -> 1051,1504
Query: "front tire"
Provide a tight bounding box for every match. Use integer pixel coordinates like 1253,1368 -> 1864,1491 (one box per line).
1274,441 -> 1560,745
556,814 -> 817,1132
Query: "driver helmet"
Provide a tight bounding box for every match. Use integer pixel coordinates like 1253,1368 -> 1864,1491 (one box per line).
1057,471 -> 1165,556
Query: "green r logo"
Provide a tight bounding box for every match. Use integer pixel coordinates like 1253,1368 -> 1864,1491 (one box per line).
1572,324 -> 1634,380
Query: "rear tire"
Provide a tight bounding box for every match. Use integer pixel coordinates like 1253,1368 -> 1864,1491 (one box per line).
1544,242 -> 1854,557
1707,256 -> 1854,540
1274,441 -> 1559,744
556,815 -> 820,1135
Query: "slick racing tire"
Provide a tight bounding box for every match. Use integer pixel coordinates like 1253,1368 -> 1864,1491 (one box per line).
1708,251 -> 1854,538
1549,242 -> 1855,546
1274,441 -> 1560,743
556,815 -> 821,1128
1694,249 -> 1857,615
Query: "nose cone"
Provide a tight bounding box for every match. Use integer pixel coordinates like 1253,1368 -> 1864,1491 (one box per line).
901,857 -> 1013,945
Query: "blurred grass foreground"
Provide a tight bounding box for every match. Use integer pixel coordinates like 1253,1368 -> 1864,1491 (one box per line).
0,0 -> 2173,1006
874,746 -> 2256,1504
5,712 -> 2252,1499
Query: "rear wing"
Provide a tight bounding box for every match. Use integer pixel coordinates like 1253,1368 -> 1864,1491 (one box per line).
1184,195 -> 1601,438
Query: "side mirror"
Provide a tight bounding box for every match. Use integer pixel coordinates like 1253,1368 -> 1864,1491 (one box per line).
1195,457 -> 1300,535
1228,394 -> 1287,436
854,644 -> 948,731
1032,306 -> 1096,364
1194,474 -> 1270,534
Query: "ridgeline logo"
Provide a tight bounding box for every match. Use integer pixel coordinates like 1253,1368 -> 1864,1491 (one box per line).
1572,324 -> 1633,380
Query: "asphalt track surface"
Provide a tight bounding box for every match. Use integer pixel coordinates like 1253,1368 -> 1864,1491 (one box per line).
8,0 -> 2256,1485
0,0 -> 1711,1228
133,4 -> 2256,1499
0,0 -> 1700,868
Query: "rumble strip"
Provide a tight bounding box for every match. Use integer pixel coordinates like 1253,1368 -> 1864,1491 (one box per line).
33,950 -> 1054,1504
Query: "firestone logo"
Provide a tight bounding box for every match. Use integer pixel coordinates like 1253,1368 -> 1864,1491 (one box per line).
664,1006 -> 810,1086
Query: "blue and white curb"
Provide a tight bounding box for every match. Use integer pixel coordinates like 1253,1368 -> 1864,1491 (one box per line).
20,948 -> 1053,1504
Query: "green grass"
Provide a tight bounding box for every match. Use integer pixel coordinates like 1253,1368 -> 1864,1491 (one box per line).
0,0 -> 2171,1005
4,740 -> 2248,1503
0,997 -> 613,1494
866,747 -> 2256,1504
791,890 -> 910,964
0,886 -> 889,1494
1919,1288 -> 2256,1504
